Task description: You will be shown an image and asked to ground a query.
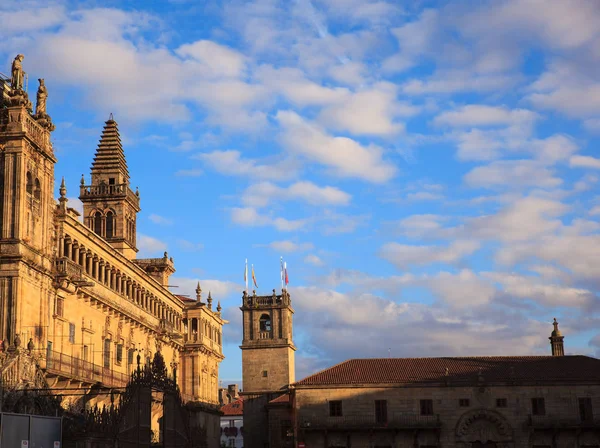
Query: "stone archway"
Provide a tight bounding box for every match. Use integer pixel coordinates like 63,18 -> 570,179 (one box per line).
455,409 -> 514,448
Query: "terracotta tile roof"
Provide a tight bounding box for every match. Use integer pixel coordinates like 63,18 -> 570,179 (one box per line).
221,398 -> 244,416
294,356 -> 600,387
175,295 -> 195,302
269,393 -> 290,404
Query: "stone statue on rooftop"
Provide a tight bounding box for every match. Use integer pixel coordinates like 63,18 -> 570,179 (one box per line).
11,54 -> 25,90
36,78 -> 47,116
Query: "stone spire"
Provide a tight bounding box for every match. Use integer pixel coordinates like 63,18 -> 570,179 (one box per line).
549,317 -> 565,357
195,282 -> 202,303
216,301 -> 222,312
58,177 -> 68,211
90,114 -> 130,184
207,291 -> 213,310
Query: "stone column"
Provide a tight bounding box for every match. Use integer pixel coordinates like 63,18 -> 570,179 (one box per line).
73,243 -> 80,264
58,236 -> 65,257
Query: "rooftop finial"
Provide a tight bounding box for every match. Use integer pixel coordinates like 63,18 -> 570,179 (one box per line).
108,112 -> 114,121
552,317 -> 561,336
59,177 -> 66,198
550,317 -> 565,357
80,174 -> 85,186
217,301 -> 222,312
195,281 -> 202,302
207,291 -> 213,310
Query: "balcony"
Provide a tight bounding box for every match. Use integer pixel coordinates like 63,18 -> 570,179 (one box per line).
528,414 -> 600,429
300,414 -> 441,431
80,183 -> 140,208
44,350 -> 130,388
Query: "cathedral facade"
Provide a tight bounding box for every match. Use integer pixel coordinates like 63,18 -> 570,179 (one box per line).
0,55 -> 225,446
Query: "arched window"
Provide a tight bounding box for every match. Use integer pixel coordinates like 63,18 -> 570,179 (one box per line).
93,211 -> 103,236
34,178 -> 41,200
259,314 -> 271,332
106,211 -> 114,238
26,172 -> 33,194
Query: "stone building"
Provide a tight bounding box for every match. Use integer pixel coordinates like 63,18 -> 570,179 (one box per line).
240,287 -> 600,448
0,55 -> 225,446
221,397 -> 244,448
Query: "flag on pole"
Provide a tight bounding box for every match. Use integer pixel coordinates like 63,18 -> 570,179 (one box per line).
280,257 -> 284,290
284,261 -> 289,287
244,259 -> 248,293
251,264 -> 258,288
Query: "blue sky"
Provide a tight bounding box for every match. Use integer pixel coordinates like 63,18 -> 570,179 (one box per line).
2,0 -> 600,386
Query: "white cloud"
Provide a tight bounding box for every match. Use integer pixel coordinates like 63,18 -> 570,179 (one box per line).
175,40 -> 247,78
380,240 -> 480,268
195,150 -> 294,181
394,214 -> 446,238
429,269 -> 496,308
485,272 -> 594,308
267,240 -> 314,253
464,160 -> 562,189
137,234 -> 167,255
464,196 -> 568,242
148,214 -> 173,225
0,5 -> 66,34
171,277 -> 240,301
242,181 -> 351,208
434,105 -> 538,128
230,207 -> 308,232
276,111 -> 396,183
304,254 -> 324,266
570,155 -> 600,170
527,60 -> 600,118
318,83 -> 407,136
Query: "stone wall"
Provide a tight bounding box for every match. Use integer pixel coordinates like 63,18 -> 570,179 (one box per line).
294,384 -> 600,448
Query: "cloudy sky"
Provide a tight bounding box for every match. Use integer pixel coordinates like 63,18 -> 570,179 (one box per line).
2,0 -> 600,385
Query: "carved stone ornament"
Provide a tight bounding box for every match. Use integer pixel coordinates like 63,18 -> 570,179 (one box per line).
455,409 -> 513,445
11,54 -> 25,90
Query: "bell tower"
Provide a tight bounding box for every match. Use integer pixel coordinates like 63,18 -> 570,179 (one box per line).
79,115 -> 140,259
0,54 -> 56,345
240,289 -> 296,448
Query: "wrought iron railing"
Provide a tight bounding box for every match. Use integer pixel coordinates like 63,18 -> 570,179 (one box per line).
299,414 -> 441,430
45,350 -> 130,387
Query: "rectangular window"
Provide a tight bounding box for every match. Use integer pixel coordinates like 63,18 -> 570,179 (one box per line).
229,420 -> 235,428
128,348 -> 135,366
532,398 -> 546,416
82,345 -> 88,361
420,399 -> 434,415
496,398 -> 507,408
459,399 -> 470,407
228,439 -> 235,448
262,370 -> 268,377
375,400 -> 388,424
116,343 -> 123,364
55,298 -> 64,317
69,322 -> 75,343
103,339 -> 111,368
329,400 -> 343,417
579,397 -> 593,422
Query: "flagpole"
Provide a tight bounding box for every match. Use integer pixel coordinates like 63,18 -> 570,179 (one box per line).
245,259 -> 248,294
280,256 -> 284,291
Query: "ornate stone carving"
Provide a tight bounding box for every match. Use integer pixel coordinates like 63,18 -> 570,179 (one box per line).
35,78 -> 47,115
11,54 -> 25,90
456,409 -> 513,444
